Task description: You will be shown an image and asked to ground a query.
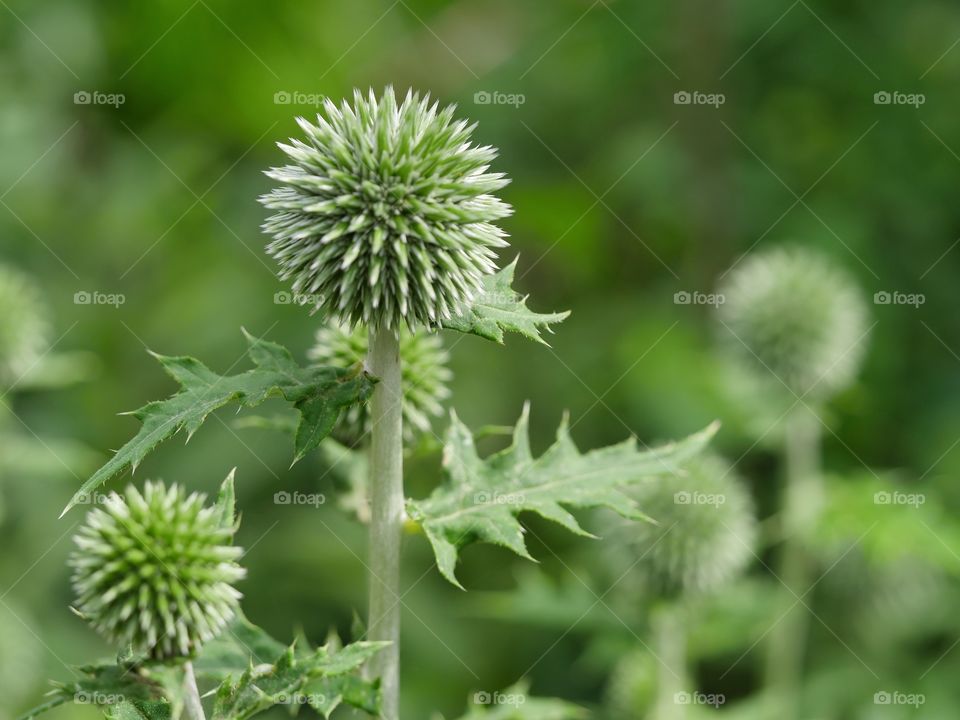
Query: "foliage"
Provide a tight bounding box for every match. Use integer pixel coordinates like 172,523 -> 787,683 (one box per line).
407,403 -> 718,586
62,330 -> 376,515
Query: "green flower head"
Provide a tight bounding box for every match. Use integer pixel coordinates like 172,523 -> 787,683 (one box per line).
69,481 -> 245,660
260,87 -> 512,331
631,454 -> 756,598
308,321 -> 451,442
0,264 -> 50,384
717,246 -> 869,400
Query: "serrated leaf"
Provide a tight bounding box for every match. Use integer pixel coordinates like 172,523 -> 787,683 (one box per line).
453,681 -> 588,719
103,700 -> 172,720
407,404 -> 719,587
443,258 -> 569,345
193,613 -> 387,720
18,662 -> 163,720
62,330 -> 376,516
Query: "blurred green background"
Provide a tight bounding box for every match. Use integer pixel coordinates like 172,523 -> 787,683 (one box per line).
2,0 -> 960,718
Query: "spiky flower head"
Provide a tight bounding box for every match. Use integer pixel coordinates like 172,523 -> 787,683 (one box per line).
69,481 -> 245,660
308,321 -> 451,443
260,87 -> 512,331
717,246 -> 868,400
0,264 -> 50,384
631,454 -> 755,598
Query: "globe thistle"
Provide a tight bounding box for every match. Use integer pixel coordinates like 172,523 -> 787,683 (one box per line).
0,264 -> 50,384
630,454 -> 756,598
308,321 -> 451,442
260,87 -> 513,331
69,481 -> 245,660
717,246 -> 868,400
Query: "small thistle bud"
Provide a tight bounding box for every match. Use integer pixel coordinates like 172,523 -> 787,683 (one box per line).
717,246 -> 869,400
308,322 -> 451,442
0,264 -> 50,384
69,481 -> 245,659
631,454 -> 756,597
260,87 -> 512,331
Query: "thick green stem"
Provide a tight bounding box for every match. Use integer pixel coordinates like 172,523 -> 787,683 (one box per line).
765,407 -> 822,717
652,603 -> 687,720
183,661 -> 206,720
367,327 -> 403,720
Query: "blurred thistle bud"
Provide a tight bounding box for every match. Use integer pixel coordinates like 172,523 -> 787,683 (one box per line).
69,481 -> 245,660
0,264 -> 50,384
308,322 -> 451,443
260,87 -> 512,331
717,246 -> 868,400
631,454 -> 756,598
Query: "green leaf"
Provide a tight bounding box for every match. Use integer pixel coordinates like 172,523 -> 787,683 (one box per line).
103,700 -> 172,720
452,681 -> 587,719
215,469 -> 237,531
61,330 -> 376,516
442,258 -> 569,345
194,613 -> 388,720
407,404 -> 719,587
18,661 -> 163,720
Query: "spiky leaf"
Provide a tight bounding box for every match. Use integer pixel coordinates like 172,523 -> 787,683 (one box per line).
62,330 -> 376,515
103,700 -> 172,720
407,404 -> 718,587
442,259 -> 569,345
195,613 -> 387,719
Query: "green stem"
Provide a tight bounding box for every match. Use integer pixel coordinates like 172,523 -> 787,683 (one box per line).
652,603 -> 687,720
367,327 -> 403,720
183,661 -> 206,720
765,406 -> 822,717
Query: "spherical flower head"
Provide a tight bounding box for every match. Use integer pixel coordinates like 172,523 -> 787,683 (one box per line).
69,481 -> 245,660
308,321 -> 451,443
260,87 -> 513,331
717,246 -> 868,400
631,454 -> 756,598
0,264 -> 50,384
